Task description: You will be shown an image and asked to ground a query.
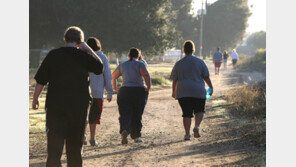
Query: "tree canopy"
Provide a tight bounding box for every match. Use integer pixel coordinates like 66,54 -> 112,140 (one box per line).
237,31 -> 266,56
30,0 -> 179,56
198,0 -> 251,57
30,0 -> 251,57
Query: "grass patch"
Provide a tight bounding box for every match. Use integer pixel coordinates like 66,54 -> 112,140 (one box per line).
225,81 -> 266,120
151,76 -> 171,86
237,49 -> 266,73
220,81 -> 266,165
29,96 -> 47,157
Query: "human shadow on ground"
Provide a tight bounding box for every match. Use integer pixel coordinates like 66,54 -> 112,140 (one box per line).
29,139 -> 185,166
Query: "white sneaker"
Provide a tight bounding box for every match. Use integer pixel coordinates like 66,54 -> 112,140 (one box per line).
184,134 -> 191,140
134,137 -> 143,143
121,130 -> 129,145
193,127 -> 201,138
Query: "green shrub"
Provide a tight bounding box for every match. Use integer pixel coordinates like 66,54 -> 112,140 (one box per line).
237,48 -> 266,72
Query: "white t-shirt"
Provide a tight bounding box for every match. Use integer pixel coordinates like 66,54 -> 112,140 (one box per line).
231,52 -> 238,60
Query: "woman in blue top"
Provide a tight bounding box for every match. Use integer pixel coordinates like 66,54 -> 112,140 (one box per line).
112,48 -> 151,144
170,40 -> 214,140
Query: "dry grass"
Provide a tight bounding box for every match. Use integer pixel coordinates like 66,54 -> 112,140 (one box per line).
237,50 -> 266,73
225,81 -> 266,120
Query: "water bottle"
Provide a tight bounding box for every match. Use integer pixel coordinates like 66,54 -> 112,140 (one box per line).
206,88 -> 212,100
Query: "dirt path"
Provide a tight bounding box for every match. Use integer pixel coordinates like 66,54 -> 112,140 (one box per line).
29,62 -> 265,167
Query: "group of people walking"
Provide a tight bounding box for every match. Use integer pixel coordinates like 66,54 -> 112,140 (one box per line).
213,47 -> 239,75
32,26 -> 214,167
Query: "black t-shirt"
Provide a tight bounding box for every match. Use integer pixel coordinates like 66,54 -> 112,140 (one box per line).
34,47 -> 103,108
223,53 -> 229,59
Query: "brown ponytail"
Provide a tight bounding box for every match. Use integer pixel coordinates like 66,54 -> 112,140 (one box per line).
128,47 -> 140,61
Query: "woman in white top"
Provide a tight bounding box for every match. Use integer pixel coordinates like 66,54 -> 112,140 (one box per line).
231,49 -> 239,69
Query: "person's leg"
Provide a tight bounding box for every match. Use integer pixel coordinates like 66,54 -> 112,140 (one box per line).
66,108 -> 88,167
117,87 -> 133,144
130,89 -> 148,140
66,133 -> 83,167
194,112 -> 204,129
183,117 -> 191,135
46,129 -> 64,167
178,98 -> 194,139
217,66 -> 220,75
89,123 -> 96,140
192,99 -> 206,138
88,98 -> 103,145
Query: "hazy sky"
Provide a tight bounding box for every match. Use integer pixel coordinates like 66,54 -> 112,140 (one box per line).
192,0 -> 266,33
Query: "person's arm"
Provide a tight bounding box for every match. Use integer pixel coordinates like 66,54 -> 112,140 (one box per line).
203,77 -> 213,96
112,69 -> 121,92
140,66 -> 151,92
33,52 -> 51,109
103,56 -> 113,102
170,63 -> 178,98
201,60 -> 213,95
172,80 -> 177,98
78,42 -> 104,75
32,83 -> 45,109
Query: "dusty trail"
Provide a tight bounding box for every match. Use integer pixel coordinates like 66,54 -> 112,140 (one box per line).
30,62 -> 265,167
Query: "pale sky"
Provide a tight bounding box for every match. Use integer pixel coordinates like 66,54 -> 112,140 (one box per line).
191,0 -> 266,33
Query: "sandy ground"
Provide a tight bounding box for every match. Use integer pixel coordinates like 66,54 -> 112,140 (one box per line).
29,62 -> 265,167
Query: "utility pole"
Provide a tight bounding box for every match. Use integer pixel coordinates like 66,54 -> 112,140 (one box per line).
199,0 -> 207,59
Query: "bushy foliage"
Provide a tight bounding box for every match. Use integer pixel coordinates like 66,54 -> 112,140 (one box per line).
30,0 -> 180,56
237,48 -> 266,72
226,81 -> 266,119
237,31 -> 266,56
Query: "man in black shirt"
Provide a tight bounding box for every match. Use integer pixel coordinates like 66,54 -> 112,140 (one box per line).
32,26 -> 103,167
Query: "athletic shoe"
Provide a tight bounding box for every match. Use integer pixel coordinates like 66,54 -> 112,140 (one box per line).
134,137 -> 143,143
193,127 -> 201,138
89,139 -> 98,146
121,130 -> 129,145
83,135 -> 87,145
184,134 -> 191,140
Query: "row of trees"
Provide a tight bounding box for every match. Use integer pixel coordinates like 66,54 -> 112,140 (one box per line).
237,31 -> 266,56
30,0 -> 251,57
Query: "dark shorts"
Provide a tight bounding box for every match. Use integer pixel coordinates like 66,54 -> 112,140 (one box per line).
88,98 -> 103,124
232,59 -> 238,65
178,97 -> 206,118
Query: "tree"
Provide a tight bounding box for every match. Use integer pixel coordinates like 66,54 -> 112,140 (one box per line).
237,31 -> 266,56
30,0 -> 180,56
171,0 -> 198,48
196,0 -> 251,57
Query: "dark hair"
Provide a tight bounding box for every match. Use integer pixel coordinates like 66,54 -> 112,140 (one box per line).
183,40 -> 195,55
128,47 -> 140,61
138,49 -> 143,60
64,26 -> 84,44
86,37 -> 102,51
217,47 -> 220,51
223,50 -> 228,55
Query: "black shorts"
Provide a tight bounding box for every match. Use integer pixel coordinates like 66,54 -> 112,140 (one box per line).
232,59 -> 238,65
178,97 -> 206,118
